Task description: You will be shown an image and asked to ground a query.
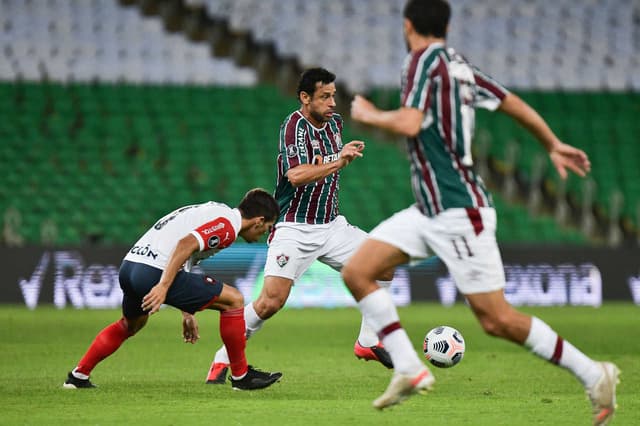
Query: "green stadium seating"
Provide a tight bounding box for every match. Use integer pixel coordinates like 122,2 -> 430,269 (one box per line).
2,82 -> 632,246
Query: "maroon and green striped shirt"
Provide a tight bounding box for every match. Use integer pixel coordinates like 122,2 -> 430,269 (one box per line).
274,110 -> 343,224
401,42 -> 509,217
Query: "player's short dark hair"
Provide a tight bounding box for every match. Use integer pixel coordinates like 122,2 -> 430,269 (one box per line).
297,68 -> 336,101
403,0 -> 450,38
237,188 -> 279,222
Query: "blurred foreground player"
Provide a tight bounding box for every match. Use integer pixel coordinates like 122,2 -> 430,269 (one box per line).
206,68 -> 395,384
343,1 -> 620,424
63,188 -> 282,391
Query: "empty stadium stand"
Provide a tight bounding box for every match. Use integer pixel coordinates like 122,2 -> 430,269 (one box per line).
1,0 -> 638,246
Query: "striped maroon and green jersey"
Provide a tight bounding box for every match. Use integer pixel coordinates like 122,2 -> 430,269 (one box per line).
274,110 -> 344,224
401,42 -> 509,217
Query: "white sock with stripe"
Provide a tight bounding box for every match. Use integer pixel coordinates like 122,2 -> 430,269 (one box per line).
525,316 -> 602,388
357,288 -> 424,375
357,280 -> 392,346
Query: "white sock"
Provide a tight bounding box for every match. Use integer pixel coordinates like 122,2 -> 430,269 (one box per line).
72,368 -> 89,380
244,302 -> 265,339
213,302 -> 266,365
357,281 -> 392,346
358,288 -> 423,375
525,316 -> 601,387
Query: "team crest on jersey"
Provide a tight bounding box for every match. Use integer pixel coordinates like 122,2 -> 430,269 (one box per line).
207,235 -> 220,249
276,253 -> 289,267
311,139 -> 321,150
286,144 -> 298,158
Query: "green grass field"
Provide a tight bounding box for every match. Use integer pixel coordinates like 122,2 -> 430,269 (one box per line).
0,303 -> 637,425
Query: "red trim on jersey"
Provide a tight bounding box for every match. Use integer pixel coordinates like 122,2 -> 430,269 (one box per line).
465,207 -> 484,235
194,217 -> 236,250
550,336 -> 564,365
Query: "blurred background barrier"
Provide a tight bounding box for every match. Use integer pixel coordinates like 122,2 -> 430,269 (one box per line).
2,0 -> 638,313
3,245 -> 638,309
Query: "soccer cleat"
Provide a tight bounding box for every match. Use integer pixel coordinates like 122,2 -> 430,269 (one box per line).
373,367 -> 434,410
587,362 -> 620,426
63,371 -> 96,389
206,362 -> 229,384
354,341 -> 394,369
229,366 -> 282,391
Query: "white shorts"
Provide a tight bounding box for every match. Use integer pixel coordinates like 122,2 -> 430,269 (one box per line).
370,205 -> 505,295
264,215 -> 367,281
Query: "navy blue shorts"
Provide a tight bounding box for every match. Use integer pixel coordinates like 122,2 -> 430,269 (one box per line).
119,260 -> 223,318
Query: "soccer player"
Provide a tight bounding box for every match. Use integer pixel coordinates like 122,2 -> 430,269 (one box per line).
63,188 -> 283,391
343,1 -> 620,424
206,68 -> 395,384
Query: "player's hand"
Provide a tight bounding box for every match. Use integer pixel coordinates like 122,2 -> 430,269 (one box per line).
549,142 -> 591,179
339,140 -> 365,165
182,312 -> 200,344
141,283 -> 169,314
351,95 -> 377,124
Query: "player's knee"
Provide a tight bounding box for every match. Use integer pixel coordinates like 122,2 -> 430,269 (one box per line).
121,316 -> 146,336
253,295 -> 284,319
341,262 -> 360,286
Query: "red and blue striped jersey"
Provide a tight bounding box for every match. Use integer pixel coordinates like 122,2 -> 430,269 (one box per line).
401,42 -> 509,217
274,110 -> 343,224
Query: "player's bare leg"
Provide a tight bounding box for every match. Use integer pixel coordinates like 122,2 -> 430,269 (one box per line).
466,290 -> 620,424
342,239 -> 434,409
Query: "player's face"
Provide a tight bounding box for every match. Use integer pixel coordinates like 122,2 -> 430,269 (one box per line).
241,218 -> 275,243
306,82 -> 336,126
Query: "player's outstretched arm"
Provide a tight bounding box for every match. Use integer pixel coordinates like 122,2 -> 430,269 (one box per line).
351,95 -> 423,137
498,93 -> 591,179
286,140 -> 365,187
142,234 -> 199,314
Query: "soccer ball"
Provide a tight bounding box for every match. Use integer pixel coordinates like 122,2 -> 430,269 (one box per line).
423,325 -> 465,368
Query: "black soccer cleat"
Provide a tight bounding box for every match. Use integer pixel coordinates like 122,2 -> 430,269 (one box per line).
63,371 -> 97,389
229,366 -> 282,391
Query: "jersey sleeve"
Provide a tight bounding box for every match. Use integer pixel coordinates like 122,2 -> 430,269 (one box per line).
190,217 -> 237,251
279,114 -> 309,175
472,66 -> 509,111
402,51 -> 438,112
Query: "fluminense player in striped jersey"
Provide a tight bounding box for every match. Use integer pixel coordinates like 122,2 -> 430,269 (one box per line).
344,0 -> 620,424
206,68 -> 396,384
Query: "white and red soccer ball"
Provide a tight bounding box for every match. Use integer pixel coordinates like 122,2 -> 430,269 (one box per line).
423,325 -> 465,368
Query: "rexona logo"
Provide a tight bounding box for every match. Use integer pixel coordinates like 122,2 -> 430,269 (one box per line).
18,251 -> 122,310
435,263 -> 603,307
